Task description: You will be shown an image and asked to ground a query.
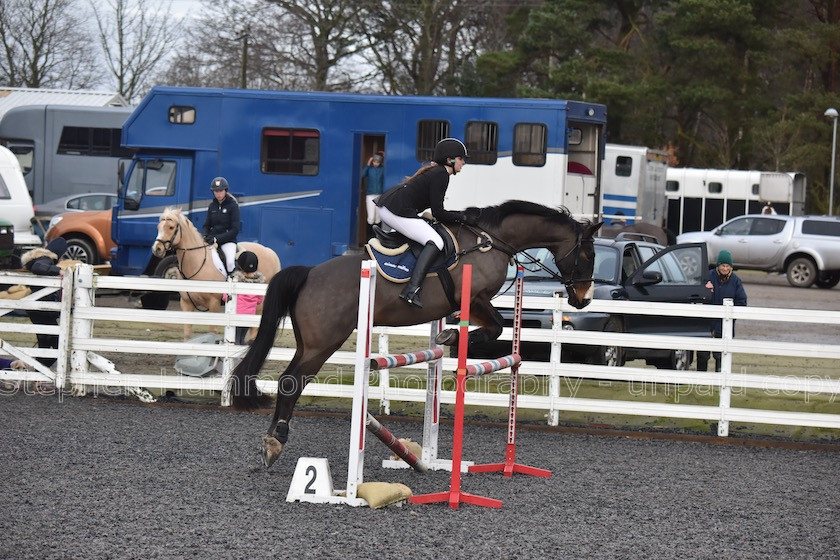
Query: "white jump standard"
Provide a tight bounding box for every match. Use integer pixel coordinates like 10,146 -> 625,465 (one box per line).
286,261 -> 440,506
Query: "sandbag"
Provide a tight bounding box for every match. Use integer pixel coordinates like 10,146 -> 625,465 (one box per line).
355,482 -> 413,509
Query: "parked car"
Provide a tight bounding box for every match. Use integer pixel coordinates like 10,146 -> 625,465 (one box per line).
471,236 -> 710,368
45,210 -> 115,265
34,192 -> 117,217
676,214 -> 840,288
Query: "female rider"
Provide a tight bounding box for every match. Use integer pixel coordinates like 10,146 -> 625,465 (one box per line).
375,138 -> 478,308
203,176 -> 240,276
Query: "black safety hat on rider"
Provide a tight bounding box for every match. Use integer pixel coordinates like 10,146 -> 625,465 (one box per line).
210,177 -> 229,191
432,138 -> 468,171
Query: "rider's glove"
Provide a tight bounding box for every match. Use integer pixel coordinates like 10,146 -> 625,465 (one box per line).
460,207 -> 481,226
204,235 -> 216,245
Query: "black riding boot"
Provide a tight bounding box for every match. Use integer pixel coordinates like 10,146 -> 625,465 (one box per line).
400,241 -> 440,308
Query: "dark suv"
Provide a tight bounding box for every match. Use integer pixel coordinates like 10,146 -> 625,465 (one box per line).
478,236 -> 710,369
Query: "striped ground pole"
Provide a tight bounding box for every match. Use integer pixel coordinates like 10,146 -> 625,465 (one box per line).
465,354 -> 521,378
369,347 -> 444,371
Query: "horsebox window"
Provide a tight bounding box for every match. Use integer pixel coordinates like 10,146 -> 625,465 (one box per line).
708,182 -> 723,194
0,175 -> 9,199
168,106 -> 196,124
143,160 -> 177,196
665,180 -> 679,192
464,121 -> 498,165
261,128 -> 320,175
58,126 -> 132,158
8,146 -> 33,174
416,120 -> 450,162
751,184 -> 760,195
615,156 -> 633,177
513,123 -> 547,167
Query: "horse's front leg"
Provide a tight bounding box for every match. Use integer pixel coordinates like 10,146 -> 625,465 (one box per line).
435,298 -> 504,347
179,292 -> 194,340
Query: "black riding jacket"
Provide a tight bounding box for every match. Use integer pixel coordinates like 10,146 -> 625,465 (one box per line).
375,165 -> 462,223
203,194 -> 240,244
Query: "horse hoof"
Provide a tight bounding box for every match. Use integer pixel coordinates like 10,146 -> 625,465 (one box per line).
260,434 -> 284,468
435,328 -> 458,346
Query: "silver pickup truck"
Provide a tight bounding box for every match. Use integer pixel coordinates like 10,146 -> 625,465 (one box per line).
677,214 -> 840,288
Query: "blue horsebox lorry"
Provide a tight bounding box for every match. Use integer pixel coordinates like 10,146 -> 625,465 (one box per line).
110,86 -> 608,276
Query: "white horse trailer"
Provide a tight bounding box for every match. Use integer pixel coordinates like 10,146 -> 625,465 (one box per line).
664,167 -> 806,234
601,144 -> 668,226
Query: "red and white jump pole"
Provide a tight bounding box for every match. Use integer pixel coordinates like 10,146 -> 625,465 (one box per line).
469,264 -> 551,478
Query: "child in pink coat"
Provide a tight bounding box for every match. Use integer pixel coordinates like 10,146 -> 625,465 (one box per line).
233,251 -> 265,345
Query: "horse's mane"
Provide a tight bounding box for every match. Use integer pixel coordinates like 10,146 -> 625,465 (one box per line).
161,206 -> 200,237
477,200 -> 582,228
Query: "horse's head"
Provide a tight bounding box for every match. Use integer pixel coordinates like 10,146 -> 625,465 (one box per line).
152,209 -> 182,258
551,221 -> 602,309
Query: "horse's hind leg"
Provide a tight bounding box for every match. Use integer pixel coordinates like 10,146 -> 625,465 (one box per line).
259,363 -> 300,468
259,353 -> 332,468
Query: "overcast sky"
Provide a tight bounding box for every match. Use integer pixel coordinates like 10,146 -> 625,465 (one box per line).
162,0 -> 205,19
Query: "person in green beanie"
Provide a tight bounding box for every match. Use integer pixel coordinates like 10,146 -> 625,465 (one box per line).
697,249 -> 748,372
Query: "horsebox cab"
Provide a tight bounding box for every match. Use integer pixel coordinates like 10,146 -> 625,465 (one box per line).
0,144 -> 41,265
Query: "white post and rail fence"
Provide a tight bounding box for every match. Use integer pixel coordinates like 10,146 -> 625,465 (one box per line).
0,264 -> 838,438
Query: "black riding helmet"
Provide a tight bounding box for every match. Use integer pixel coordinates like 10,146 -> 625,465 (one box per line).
432,138 -> 468,171
210,177 -> 229,191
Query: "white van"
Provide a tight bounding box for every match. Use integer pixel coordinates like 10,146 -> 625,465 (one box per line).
0,145 -> 42,252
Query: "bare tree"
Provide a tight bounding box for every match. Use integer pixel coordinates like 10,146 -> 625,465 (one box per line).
157,0 -> 299,90
357,0 -> 493,96
90,0 -> 181,103
157,0 -> 369,92
265,0 -> 369,91
0,0 -> 101,88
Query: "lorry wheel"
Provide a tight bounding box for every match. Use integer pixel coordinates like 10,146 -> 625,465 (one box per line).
597,318 -> 624,367
786,257 -> 816,288
815,272 -> 840,289
153,254 -> 180,279
65,238 -> 97,265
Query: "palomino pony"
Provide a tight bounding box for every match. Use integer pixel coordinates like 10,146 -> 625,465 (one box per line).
230,200 -> 602,468
151,207 -> 281,339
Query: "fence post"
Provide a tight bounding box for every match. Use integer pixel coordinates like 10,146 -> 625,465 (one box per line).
378,329 -> 390,414
68,264 -> 92,395
717,298 -> 734,436
220,289 -> 237,407
548,293 -> 563,426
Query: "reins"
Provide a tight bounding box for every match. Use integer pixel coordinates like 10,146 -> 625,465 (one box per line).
157,216 -> 223,312
455,222 -> 592,290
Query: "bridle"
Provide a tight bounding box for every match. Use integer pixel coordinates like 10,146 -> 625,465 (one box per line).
155,217 -> 211,281
156,218 -> 182,252
458,224 -> 593,290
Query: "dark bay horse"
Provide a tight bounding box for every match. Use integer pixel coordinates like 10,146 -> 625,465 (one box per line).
231,200 -> 602,467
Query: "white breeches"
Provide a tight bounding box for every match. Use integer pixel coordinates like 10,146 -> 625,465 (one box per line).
365,195 -> 380,225
220,242 -> 236,273
378,206 -> 444,250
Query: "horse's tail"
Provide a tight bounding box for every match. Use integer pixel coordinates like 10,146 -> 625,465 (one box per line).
231,266 -> 312,410
664,227 -> 677,246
